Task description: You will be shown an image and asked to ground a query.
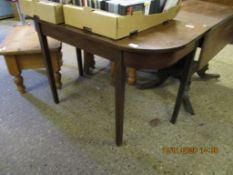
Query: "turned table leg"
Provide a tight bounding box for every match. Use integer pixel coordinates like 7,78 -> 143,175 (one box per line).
51,51 -> 63,89
127,68 -> 137,85
4,55 -> 25,93
110,63 -> 137,86
83,51 -> 95,75
54,72 -> 62,89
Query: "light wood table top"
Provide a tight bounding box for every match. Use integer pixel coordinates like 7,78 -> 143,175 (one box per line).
0,25 -> 61,55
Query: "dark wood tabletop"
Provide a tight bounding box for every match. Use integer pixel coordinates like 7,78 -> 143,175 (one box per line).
34,0 -> 233,146
177,0 -> 233,24
117,0 -> 233,51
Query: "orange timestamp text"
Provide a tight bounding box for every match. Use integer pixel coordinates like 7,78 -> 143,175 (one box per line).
163,146 -> 219,154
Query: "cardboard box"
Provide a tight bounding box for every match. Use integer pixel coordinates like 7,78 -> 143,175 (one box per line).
19,0 -> 64,24
19,0 -> 181,39
63,1 -> 181,40
18,0 -> 34,17
34,1 -> 64,24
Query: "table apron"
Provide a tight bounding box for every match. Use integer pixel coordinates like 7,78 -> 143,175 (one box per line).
39,21 -> 200,70
40,23 -> 121,62
123,40 -> 198,69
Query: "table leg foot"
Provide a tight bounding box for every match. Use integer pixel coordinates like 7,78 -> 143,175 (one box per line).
183,94 -> 195,115
197,64 -> 220,80
14,75 -> 25,94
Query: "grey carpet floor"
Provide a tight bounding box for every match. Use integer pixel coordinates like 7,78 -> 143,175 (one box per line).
0,19 -> 233,175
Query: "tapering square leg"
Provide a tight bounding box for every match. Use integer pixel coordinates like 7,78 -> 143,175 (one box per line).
114,52 -> 126,146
